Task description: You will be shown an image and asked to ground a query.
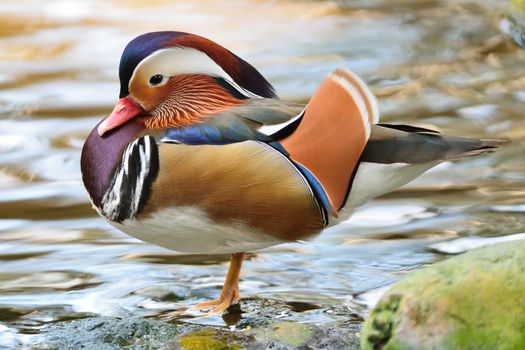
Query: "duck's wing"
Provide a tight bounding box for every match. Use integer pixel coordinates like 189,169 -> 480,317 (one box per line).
161,99 -> 304,145
268,69 -> 504,218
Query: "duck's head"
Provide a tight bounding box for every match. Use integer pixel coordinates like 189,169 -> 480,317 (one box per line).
98,31 -> 276,136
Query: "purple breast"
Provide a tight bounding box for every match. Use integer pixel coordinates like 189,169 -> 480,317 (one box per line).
80,119 -> 145,207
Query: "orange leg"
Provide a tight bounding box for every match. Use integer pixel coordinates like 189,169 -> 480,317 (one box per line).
191,252 -> 245,314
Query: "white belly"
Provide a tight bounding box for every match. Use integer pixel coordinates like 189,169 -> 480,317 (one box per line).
331,161 -> 437,225
109,207 -> 285,254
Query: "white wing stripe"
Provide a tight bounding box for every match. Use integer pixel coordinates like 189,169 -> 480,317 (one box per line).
342,69 -> 379,124
331,74 -> 371,138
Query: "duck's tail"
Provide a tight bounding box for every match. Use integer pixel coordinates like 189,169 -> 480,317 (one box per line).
341,125 -> 506,214
362,124 -> 505,164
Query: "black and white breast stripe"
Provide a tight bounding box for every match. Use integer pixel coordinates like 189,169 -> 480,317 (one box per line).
101,136 -> 159,222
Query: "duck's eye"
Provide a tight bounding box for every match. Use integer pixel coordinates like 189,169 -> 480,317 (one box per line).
149,74 -> 163,85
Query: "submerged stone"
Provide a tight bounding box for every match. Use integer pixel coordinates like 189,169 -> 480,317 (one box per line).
34,298 -> 361,349
266,322 -> 315,347
362,240 -> 525,350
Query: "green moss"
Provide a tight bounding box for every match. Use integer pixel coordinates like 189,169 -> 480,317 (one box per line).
362,241 -> 525,349
178,330 -> 242,350
511,0 -> 525,18
507,0 -> 525,47
268,322 -> 314,347
361,294 -> 402,350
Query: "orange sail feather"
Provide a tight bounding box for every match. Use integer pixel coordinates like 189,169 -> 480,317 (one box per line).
280,69 -> 374,216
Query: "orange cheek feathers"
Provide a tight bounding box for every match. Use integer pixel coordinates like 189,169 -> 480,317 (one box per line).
134,74 -> 245,130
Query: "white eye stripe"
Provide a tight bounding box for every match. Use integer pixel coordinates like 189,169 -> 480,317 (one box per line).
130,47 -> 262,98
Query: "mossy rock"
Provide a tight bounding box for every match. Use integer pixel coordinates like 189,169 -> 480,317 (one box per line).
35,299 -> 362,349
504,0 -> 525,47
178,329 -> 242,350
511,0 -> 525,18
362,240 -> 525,350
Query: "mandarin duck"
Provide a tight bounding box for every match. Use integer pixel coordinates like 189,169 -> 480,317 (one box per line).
81,31 -> 502,313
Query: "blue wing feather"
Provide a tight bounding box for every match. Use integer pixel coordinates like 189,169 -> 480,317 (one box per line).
268,141 -> 332,223
164,125 -> 223,145
163,119 -> 271,145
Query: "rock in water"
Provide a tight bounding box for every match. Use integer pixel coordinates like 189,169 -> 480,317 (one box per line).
361,240 -> 525,350
34,299 -> 362,349
502,0 -> 525,47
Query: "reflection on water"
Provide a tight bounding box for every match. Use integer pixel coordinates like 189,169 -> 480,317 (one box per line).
0,0 -> 524,347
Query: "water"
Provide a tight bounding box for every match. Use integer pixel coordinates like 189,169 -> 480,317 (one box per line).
1,0 -> 524,347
